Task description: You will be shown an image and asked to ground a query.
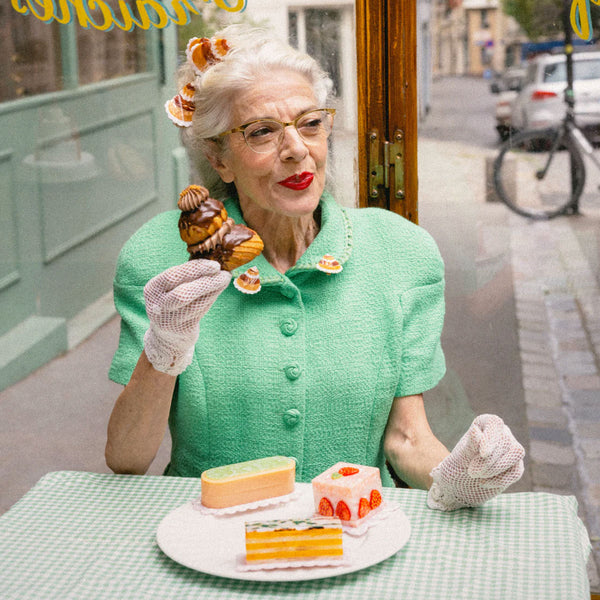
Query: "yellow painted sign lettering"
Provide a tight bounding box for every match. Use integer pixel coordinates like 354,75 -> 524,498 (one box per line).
9,0 -> 241,30
571,0 -> 600,41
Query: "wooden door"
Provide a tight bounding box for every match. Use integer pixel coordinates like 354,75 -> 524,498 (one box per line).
356,0 -> 418,223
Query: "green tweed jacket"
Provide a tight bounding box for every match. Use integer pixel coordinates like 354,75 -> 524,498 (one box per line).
109,192 -> 446,486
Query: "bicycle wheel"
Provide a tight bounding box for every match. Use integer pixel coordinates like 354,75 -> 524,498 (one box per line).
493,128 -> 586,219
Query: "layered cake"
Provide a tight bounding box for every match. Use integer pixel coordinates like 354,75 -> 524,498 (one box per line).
312,462 -> 383,527
200,456 -> 295,509
245,517 -> 343,564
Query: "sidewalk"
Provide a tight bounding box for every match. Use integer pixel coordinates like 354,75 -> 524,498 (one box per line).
419,135 -> 600,592
509,199 -> 600,592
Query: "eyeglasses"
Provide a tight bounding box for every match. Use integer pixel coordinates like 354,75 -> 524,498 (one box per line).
217,108 -> 336,154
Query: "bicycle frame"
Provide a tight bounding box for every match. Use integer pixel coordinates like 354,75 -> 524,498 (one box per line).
537,120 -> 600,182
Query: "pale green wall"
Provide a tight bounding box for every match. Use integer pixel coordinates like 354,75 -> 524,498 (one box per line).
0,25 -> 187,391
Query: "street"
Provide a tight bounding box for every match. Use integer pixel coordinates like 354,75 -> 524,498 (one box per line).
419,75 -> 500,149
417,75 -> 531,483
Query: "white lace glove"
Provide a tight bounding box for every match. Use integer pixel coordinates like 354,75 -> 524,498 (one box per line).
427,414 -> 525,511
143,259 -> 231,376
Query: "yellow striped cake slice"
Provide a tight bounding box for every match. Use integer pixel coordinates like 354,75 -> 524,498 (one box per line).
245,517 -> 343,563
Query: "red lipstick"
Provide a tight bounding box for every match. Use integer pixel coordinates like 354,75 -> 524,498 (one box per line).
278,172 -> 314,190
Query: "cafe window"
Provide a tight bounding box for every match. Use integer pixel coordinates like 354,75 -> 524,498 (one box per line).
77,14 -> 147,85
0,6 -> 63,101
0,0 -> 147,103
288,8 -> 342,96
287,5 -> 358,207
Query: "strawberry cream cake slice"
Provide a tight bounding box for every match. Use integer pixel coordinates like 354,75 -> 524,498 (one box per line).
312,462 -> 383,527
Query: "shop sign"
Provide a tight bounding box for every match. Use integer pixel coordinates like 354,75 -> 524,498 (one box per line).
9,0 -> 246,31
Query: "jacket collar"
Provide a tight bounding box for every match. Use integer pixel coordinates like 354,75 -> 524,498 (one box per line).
225,191 -> 353,285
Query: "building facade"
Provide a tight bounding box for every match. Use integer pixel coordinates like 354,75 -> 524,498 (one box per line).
0,3 -> 183,390
431,0 -> 524,76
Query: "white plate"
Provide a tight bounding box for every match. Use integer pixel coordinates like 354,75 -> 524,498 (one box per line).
156,482 -> 411,582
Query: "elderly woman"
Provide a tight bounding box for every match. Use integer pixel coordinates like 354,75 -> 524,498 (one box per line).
106,25 -> 524,511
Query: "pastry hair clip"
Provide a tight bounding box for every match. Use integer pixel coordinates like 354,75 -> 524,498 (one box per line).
186,36 -> 230,75
165,36 -> 231,128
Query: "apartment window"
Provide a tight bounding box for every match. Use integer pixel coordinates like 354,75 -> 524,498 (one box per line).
481,9 -> 490,28
1,1 -> 147,102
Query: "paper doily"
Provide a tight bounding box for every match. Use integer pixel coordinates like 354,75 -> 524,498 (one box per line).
339,501 -> 401,537
191,486 -> 302,516
236,553 -> 351,572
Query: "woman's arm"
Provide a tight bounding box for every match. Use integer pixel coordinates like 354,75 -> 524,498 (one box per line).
105,351 -> 176,475
383,394 -> 450,489
106,259 -> 231,474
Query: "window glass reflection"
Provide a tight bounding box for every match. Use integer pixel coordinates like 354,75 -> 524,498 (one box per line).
0,6 -> 62,102
77,4 -> 147,86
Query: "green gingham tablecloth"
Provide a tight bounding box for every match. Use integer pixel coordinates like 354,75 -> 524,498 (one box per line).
0,471 -> 591,600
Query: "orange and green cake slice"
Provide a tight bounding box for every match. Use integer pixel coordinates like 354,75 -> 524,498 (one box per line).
200,456 -> 295,509
245,517 -> 344,563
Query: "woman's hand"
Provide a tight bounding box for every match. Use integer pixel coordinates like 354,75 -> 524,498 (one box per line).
427,414 -> 525,511
143,259 -> 231,375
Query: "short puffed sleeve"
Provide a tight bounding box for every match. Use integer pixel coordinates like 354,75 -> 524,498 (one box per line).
392,224 -> 446,398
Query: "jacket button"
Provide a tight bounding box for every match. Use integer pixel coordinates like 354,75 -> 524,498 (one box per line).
280,318 -> 298,336
284,364 -> 302,380
283,409 -> 301,427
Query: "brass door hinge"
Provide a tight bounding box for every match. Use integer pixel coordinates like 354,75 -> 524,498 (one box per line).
368,128 -> 405,202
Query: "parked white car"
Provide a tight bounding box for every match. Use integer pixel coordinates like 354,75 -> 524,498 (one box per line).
510,51 -> 600,142
490,67 -> 526,140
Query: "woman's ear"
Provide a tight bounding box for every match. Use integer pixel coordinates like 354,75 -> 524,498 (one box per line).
205,144 -> 235,184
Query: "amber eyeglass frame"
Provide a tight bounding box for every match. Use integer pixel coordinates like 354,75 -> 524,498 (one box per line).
217,108 -> 336,153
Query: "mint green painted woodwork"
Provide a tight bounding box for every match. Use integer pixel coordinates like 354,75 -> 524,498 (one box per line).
0,317 -> 67,391
59,22 -> 78,91
0,26 -> 181,391
0,151 -> 20,299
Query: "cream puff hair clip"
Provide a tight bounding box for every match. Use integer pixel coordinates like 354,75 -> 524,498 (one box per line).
165,36 -> 230,128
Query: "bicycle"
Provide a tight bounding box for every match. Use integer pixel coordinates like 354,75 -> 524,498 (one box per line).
492,46 -> 600,220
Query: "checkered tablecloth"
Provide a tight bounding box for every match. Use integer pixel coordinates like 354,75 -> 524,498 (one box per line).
0,471 -> 591,599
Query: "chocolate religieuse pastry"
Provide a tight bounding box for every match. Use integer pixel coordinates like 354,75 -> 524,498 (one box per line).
177,185 -> 264,271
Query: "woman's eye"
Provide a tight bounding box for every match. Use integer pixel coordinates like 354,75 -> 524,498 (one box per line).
246,124 -> 278,138
299,118 -> 322,133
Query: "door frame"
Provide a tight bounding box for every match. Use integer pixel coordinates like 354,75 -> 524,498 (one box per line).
356,0 -> 418,222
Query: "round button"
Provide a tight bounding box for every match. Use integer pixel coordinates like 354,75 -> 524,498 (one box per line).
280,318 -> 298,336
284,364 -> 302,380
283,409 -> 301,427
281,287 -> 295,299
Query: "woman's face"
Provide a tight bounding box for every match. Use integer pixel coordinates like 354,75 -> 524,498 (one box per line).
213,70 -> 328,220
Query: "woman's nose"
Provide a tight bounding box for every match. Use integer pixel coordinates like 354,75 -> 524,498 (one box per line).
278,125 -> 308,161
